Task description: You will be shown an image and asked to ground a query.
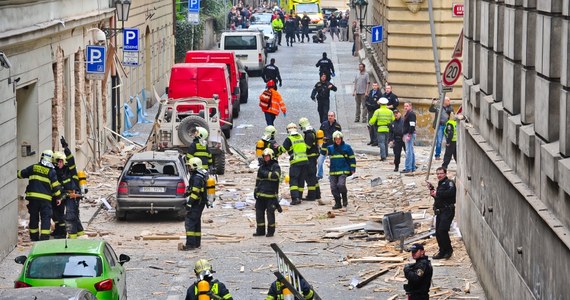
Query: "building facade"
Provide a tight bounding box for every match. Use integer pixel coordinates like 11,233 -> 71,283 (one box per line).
460,0 -> 570,298
0,0 -> 174,259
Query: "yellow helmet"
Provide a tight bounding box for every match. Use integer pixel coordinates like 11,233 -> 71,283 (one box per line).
52,151 -> 66,164
194,259 -> 213,275
332,131 -> 343,139
262,148 -> 275,159
286,123 -> 298,135
263,125 -> 277,140
187,157 -> 203,170
298,117 -> 310,130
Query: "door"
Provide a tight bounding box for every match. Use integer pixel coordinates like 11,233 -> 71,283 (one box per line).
16,83 -> 39,204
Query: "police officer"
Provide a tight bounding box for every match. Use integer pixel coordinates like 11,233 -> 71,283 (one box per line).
301,12 -> 311,43
284,14 -> 296,46
321,131 -> 356,209
442,111 -> 457,169
55,137 -> 85,239
368,97 -> 395,161
254,149 -> 282,237
311,73 -> 338,124
262,58 -> 283,88
185,259 -> 233,300
403,243 -> 433,300
255,125 -> 282,160
389,109 -> 405,172
299,118 -> 320,201
315,52 -> 335,81
265,276 -> 315,300
18,150 -> 63,241
186,127 -> 213,172
428,167 -> 456,259
181,158 -> 209,251
280,123 -> 309,205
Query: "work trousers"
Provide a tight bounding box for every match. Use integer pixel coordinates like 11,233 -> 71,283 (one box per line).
185,201 -> 206,248
317,99 -> 330,124
52,199 -> 66,238
27,199 -> 52,241
435,207 -> 455,255
340,27 -> 348,41
368,113 -> 377,144
255,196 -> 277,235
302,27 -> 310,42
295,28 -> 301,41
354,94 -> 366,122
393,139 -> 405,170
264,112 -> 277,126
330,174 -> 348,206
289,163 -> 307,201
285,32 -> 295,45
329,27 -> 339,40
275,31 -> 282,45
404,133 -> 416,171
65,198 -> 84,238
304,157 -> 320,200
377,132 -> 389,160
442,141 -> 456,169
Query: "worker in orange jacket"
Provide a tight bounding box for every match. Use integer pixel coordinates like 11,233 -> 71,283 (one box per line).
259,80 -> 287,125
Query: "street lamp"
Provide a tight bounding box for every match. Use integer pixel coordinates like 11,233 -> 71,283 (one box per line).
353,0 -> 368,32
103,0 -> 132,37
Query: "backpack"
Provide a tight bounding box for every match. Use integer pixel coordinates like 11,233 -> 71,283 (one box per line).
259,89 -> 273,109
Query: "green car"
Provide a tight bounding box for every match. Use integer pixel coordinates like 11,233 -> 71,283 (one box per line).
14,239 -> 130,300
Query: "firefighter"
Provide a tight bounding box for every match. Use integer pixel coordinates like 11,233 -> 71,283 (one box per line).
185,259 -> 233,300
17,150 -> 63,241
181,157 -> 209,251
321,131 -> 356,209
253,148 -> 282,237
265,275 -> 315,300
58,136 -> 85,238
186,127 -> 213,172
255,125 -> 282,160
280,123 -> 309,205
51,151 -> 68,238
299,117 -> 320,201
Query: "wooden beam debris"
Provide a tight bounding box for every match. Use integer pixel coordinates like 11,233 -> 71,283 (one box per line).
355,268 -> 390,288
348,256 -> 405,263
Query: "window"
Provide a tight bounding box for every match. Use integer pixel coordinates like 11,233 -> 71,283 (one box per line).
27,255 -> 101,279
104,243 -> 119,267
224,36 -> 258,50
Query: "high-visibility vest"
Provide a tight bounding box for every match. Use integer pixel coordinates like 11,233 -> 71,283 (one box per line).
446,119 -> 457,142
287,134 -> 308,165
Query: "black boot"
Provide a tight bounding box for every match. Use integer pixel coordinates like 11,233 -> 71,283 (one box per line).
291,198 -> 301,205
332,198 -> 342,209
342,193 -> 348,207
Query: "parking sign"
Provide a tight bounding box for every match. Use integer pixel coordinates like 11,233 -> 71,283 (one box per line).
123,28 -> 139,51
86,45 -> 106,74
189,0 -> 200,13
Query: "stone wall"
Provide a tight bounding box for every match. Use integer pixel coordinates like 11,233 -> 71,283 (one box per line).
461,0 -> 570,298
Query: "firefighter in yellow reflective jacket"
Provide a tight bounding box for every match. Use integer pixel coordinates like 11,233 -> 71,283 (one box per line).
181,158 -> 209,251
56,136 -> 85,239
185,259 -> 233,300
320,131 -> 357,209
254,149 -> 282,237
17,150 -> 63,241
186,127 -> 213,171
256,125 -> 283,159
280,123 -> 308,205
265,276 -> 315,300
299,118 -> 320,201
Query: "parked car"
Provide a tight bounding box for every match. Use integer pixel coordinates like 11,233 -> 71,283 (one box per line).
220,30 -> 267,74
0,287 -> 97,300
14,239 -> 130,300
250,12 -> 273,25
115,150 -> 189,220
249,24 -> 278,52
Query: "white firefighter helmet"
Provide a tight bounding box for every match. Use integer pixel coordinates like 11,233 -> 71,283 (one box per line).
286,123 -> 298,135
262,148 -> 275,159
378,97 -> 389,105
298,117 -> 310,130
263,125 -> 276,140
187,157 -> 203,171
332,131 -> 344,139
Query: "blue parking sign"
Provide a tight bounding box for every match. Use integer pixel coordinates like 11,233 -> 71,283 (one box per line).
86,45 -> 106,74
189,0 -> 200,13
371,25 -> 383,43
123,28 -> 139,51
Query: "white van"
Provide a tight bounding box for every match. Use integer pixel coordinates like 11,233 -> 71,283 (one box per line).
220,30 -> 267,74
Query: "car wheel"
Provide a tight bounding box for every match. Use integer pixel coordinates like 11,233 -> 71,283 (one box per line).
213,152 -> 226,175
178,115 -> 209,146
240,82 -> 248,103
232,99 -> 240,118
116,210 -> 127,221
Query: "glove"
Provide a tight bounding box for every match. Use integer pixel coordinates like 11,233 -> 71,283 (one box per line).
185,203 -> 192,211
331,72 -> 335,77
283,112 -> 287,117
279,82 -> 282,87
60,136 -> 68,148
311,97 -> 316,102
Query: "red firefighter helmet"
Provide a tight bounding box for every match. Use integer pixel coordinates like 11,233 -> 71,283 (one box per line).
266,80 -> 276,88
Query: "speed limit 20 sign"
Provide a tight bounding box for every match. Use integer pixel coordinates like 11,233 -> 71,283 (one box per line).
443,58 -> 462,86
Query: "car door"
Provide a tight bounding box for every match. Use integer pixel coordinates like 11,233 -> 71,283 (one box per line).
104,243 -> 127,300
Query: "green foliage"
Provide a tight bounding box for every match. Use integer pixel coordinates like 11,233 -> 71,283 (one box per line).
174,0 -> 230,62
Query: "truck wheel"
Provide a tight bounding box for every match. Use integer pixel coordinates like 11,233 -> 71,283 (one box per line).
240,83 -> 248,103
178,115 -> 209,146
116,210 -> 127,221
232,100 -> 240,118
213,152 -> 226,175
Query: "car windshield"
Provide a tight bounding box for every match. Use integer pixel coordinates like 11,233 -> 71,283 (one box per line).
224,36 -> 258,50
127,160 -> 179,176
251,26 -> 272,36
251,13 -> 272,24
297,3 -> 319,13
27,254 -> 102,279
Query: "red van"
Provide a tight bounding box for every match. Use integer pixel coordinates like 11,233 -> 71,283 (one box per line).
185,50 -> 249,117
167,63 -> 233,137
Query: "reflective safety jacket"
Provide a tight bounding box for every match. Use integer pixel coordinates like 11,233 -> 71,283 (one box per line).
321,142 -> 356,175
186,170 -> 208,206
265,278 -> 314,300
18,163 -> 62,202
260,87 -> 287,116
255,159 -> 281,199
271,18 -> 284,32
186,137 -> 213,169
445,119 -> 457,143
281,134 -> 308,165
369,105 -> 395,133
303,128 -> 319,159
186,279 -> 233,300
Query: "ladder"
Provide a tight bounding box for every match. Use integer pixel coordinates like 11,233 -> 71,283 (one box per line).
270,243 -> 322,300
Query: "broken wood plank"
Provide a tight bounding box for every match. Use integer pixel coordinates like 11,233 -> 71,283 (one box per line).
348,256 -> 405,263
323,231 -> 348,239
324,222 -> 367,232
356,268 -> 390,288
404,230 -> 436,245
